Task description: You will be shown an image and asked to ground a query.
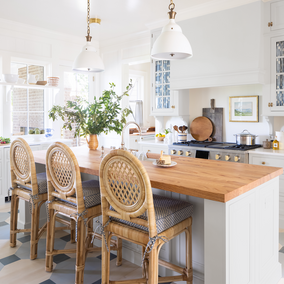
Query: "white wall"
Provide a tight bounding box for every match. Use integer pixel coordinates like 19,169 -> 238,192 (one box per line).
188,84 -> 270,144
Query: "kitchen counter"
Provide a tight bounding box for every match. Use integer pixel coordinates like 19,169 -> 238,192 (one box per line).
249,147 -> 284,156
129,131 -> 155,136
33,146 -> 282,203
32,146 -> 282,284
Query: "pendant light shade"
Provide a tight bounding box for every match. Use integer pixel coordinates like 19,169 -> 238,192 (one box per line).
72,0 -> 104,73
151,1 -> 193,60
73,42 -> 104,72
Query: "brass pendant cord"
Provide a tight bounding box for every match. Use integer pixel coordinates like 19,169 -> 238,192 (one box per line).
86,0 -> 92,42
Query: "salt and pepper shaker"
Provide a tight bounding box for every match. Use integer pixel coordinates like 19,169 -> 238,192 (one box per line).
100,146 -> 104,158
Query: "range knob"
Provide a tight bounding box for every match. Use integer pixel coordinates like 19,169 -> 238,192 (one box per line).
225,155 -> 231,161
215,154 -> 221,160
177,150 -> 183,155
186,151 -> 191,156
171,150 -> 176,155
234,156 -> 240,162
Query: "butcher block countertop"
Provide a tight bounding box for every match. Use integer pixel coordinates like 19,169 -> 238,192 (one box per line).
33,146 -> 283,203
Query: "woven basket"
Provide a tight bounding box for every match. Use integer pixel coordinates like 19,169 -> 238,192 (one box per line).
47,77 -> 59,87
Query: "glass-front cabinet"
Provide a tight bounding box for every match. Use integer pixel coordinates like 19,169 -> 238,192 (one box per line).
270,36 -> 284,111
151,59 -> 177,116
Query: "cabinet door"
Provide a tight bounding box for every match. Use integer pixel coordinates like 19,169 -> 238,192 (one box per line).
151,60 -> 177,116
270,1 -> 284,31
270,35 -> 284,112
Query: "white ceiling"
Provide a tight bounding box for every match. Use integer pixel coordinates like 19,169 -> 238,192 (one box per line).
0,0 -> 259,43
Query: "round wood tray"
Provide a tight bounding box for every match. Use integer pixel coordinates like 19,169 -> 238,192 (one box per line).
190,116 -> 213,141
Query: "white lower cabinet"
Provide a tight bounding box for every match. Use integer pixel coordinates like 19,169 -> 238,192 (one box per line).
249,151 -> 284,228
141,144 -> 169,155
128,135 -> 155,151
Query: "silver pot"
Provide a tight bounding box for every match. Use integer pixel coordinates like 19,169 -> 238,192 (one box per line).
234,129 -> 257,145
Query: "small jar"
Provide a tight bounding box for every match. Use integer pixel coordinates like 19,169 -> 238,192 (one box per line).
263,139 -> 271,149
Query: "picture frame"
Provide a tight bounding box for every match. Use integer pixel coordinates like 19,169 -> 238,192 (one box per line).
229,96 -> 259,122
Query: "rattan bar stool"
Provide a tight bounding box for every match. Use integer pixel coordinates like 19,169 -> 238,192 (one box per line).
99,149 -> 193,284
45,142 -> 121,284
9,138 -> 49,260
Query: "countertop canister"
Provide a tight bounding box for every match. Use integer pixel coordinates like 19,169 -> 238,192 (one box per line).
276,131 -> 284,150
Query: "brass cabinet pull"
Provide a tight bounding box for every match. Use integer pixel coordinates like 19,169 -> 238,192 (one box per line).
268,22 -> 273,27
171,105 -> 175,109
262,161 -> 265,165
135,139 -> 137,142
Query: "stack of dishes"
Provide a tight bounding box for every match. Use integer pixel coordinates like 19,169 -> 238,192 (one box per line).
47,77 -> 59,87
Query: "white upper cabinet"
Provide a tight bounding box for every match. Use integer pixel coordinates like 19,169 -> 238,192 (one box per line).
263,0 -> 284,115
168,2 -> 264,90
270,1 -> 284,31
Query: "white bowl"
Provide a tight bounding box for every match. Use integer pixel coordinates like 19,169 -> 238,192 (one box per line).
17,78 -> 25,84
3,74 -> 19,84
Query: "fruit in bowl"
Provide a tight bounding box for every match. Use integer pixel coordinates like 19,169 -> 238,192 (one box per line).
156,133 -> 165,141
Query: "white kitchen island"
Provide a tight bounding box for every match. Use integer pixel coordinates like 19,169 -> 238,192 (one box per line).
32,146 -> 283,284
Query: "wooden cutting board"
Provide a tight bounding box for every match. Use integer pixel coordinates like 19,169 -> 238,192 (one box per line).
190,116 -> 213,141
202,107 -> 223,142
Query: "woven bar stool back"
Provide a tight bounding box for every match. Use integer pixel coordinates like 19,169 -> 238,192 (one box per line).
100,149 -> 157,237
46,141 -> 84,210
100,149 -> 193,284
9,138 -> 48,260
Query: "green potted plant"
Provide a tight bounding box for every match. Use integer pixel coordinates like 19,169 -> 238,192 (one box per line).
49,82 -> 132,150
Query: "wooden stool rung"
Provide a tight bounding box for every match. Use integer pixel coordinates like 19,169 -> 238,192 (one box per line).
158,259 -> 184,275
158,275 -> 184,283
109,278 -> 147,284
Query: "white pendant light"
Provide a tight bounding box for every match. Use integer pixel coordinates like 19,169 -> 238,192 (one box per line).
72,0 -> 104,72
151,0 -> 193,60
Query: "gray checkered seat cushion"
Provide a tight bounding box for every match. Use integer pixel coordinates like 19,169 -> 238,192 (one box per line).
18,172 -> 47,194
111,194 -> 193,234
58,180 -> 101,209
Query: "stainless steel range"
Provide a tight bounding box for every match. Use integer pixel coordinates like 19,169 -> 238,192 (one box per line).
168,141 -> 262,163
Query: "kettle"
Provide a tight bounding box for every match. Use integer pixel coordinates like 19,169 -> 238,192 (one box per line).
27,74 -> 38,84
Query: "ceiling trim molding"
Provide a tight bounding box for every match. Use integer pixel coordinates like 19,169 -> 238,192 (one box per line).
146,0 -> 260,30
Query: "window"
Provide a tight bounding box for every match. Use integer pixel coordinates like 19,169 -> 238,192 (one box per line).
129,74 -> 144,124
10,62 -> 45,135
62,72 -> 89,146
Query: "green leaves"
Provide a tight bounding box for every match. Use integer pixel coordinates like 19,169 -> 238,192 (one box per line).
48,82 -> 133,137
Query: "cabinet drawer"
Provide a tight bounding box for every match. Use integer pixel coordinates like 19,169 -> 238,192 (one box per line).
250,155 -> 284,173
0,148 -> 2,160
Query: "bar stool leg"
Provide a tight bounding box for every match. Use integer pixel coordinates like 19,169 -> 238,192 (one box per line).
30,203 -> 39,260
75,219 -> 86,284
148,247 -> 159,284
86,219 -> 93,248
116,237 -> 122,266
101,232 -> 111,284
45,209 -> 55,272
142,246 -> 148,279
10,195 -> 19,248
185,225 -> 193,284
70,219 -> 76,243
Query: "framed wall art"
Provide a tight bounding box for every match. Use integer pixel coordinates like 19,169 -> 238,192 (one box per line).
229,96 -> 259,122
